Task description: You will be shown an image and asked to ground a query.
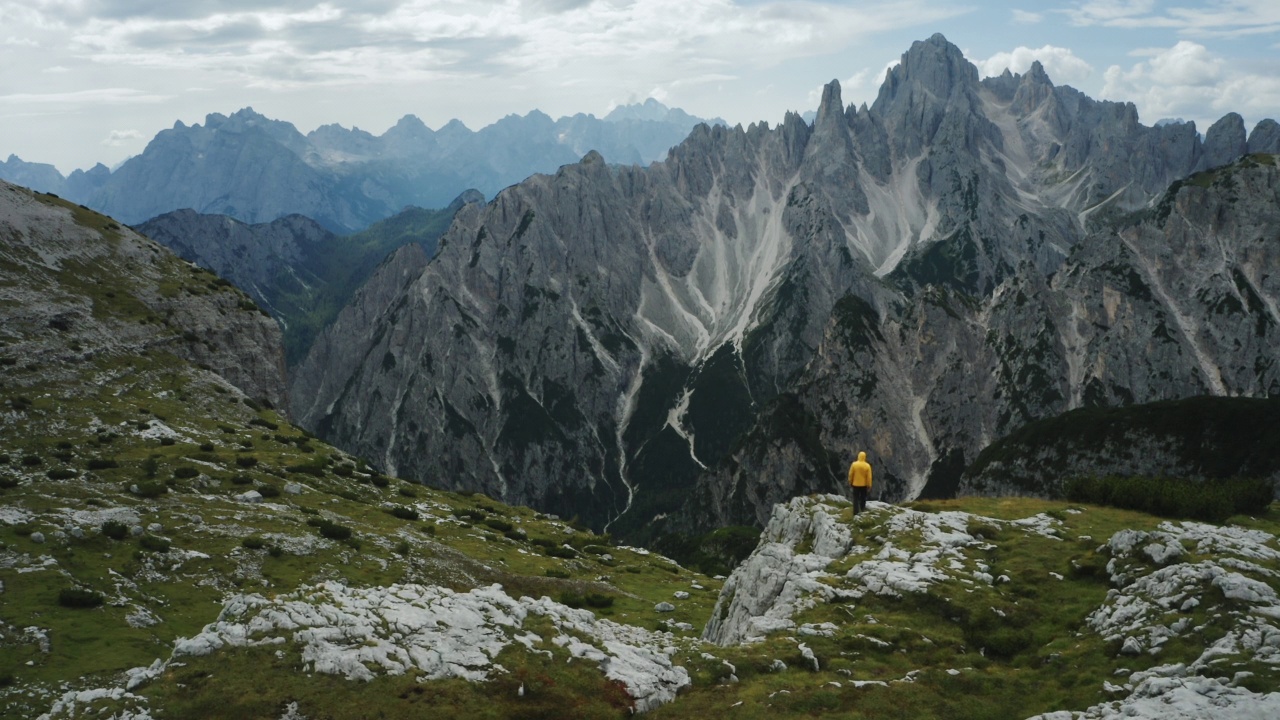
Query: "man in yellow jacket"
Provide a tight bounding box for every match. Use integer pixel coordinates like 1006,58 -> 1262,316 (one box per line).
848,451 -> 872,515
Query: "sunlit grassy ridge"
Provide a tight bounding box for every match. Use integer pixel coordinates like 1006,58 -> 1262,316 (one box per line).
0,345 -> 723,719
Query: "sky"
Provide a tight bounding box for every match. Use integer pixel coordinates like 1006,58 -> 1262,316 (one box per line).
2,0 -> 1278,174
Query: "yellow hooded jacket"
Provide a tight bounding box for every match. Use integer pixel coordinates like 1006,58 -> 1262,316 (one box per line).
848,452 -> 872,488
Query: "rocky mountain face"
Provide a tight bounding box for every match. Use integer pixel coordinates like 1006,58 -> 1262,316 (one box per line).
291,34 -> 1280,539
0,180 -> 288,409
1,102 -> 722,232
134,192 -> 476,365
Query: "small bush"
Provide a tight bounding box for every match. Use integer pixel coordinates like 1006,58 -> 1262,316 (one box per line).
483,518 -> 513,533
332,464 -> 354,477
529,537 -> 556,549
545,568 -> 570,579
582,544 -> 610,556
285,463 -> 325,477
243,398 -> 262,411
86,458 -> 119,471
395,540 -> 411,555
398,485 -> 418,498
390,506 -> 419,521
452,508 -> 487,523
133,481 -> 168,498
317,521 -> 352,541
0,453 -> 9,464
199,443 -> 215,452
0,476 -> 18,489
559,591 -> 614,610
370,475 -> 390,488
172,466 -> 199,479
257,484 -> 281,498
21,455 -> 43,466
159,437 -> 176,446
139,535 -> 171,553
46,468 -> 78,480
249,418 -> 278,430
241,537 -> 267,550
58,588 -> 104,608
101,520 -> 129,540
545,545 -> 577,559
267,545 -> 284,558
231,474 -> 254,485
421,524 -> 436,536
503,529 -> 528,542
218,425 -> 236,434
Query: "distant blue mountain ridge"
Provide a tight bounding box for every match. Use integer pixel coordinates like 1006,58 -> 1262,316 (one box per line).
0,101 -> 725,232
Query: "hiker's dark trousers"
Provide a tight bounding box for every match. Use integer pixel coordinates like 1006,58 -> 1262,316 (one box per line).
853,486 -> 869,514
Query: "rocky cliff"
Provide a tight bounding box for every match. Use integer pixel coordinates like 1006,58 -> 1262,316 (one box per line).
134,192 -> 474,365
2,102 -> 722,232
0,180 -> 288,408
291,34 -> 1280,538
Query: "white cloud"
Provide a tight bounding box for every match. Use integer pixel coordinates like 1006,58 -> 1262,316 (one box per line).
975,45 -> 1094,86
101,129 -> 143,146
1063,0 -> 1280,37
1100,40 -> 1280,128
32,0 -> 971,91
0,88 -> 170,105
1011,9 -> 1043,24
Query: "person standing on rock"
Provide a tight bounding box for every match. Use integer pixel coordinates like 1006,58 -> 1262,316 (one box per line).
848,451 -> 872,515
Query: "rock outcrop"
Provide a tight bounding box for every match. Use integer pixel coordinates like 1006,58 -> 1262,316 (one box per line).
134,193 -> 472,364
291,34 -> 1280,537
0,180 -> 288,408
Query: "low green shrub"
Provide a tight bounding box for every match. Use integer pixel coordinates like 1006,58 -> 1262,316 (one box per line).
483,518 -> 513,532
390,506 -> 419,521
249,418 -> 278,430
421,524 -> 436,535
21,455 -> 42,466
503,529 -> 528,542
267,545 -> 284,558
230,474 -> 254,485
559,591 -> 614,610
159,437 -> 175,446
545,545 -> 577,559
101,520 -> 129,540
395,540 -> 411,555
235,456 -> 258,468
529,537 -> 556,548
370,475 -> 390,488
285,463 -> 325,477
0,476 -> 18,489
199,443 -> 215,452
58,588 -> 104,608
257,484 -> 281,498
544,568 -> 569,579
332,464 -> 354,477
398,485 -> 418,498
133,481 -> 168,498
1066,475 -> 1273,523
87,458 -> 119,471
241,537 -> 267,550
172,466 -> 199,479
46,468 -> 78,480
139,535 -> 171,553
317,521 -> 352,541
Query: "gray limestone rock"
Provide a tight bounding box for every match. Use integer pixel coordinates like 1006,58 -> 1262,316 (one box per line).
1198,113 -> 1248,171
654,602 -> 675,613
287,34 -> 1280,538
30,532 -> 45,544
1247,119 -> 1280,154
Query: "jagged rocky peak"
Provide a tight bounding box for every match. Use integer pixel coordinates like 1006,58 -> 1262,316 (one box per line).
1199,112 -> 1249,171
1249,118 -> 1280,154
289,34 -> 1280,541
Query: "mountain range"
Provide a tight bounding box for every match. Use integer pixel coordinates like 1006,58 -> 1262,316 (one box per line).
288,34 -> 1280,542
0,100 -> 723,233
3,32 -> 1280,719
